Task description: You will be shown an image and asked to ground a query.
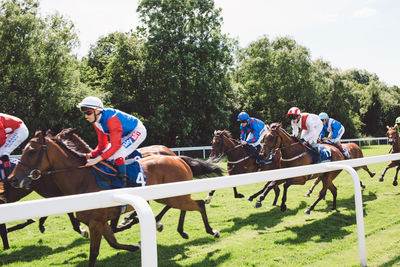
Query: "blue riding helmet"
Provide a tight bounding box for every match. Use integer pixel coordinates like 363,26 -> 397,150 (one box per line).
319,112 -> 329,120
237,112 -> 250,121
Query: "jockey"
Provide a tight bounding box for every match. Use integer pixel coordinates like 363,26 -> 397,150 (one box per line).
287,107 -> 323,155
237,112 -> 268,165
77,96 -> 147,186
0,113 -> 29,177
318,112 -> 350,159
395,117 -> 400,134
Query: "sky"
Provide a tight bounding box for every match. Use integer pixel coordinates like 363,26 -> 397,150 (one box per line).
39,0 -> 400,86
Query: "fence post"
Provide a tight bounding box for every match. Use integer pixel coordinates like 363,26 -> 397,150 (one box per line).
113,194 -> 158,267
325,164 -> 367,267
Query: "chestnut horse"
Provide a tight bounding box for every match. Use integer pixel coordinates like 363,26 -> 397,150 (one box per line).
207,130 -> 281,205
304,141 -> 375,197
9,130 -> 221,267
255,123 -> 345,214
379,125 -> 400,185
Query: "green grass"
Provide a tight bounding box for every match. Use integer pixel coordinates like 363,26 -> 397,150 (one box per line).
1,145 -> 399,266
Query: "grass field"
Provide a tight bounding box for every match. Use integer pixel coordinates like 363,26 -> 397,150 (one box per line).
1,145 -> 400,266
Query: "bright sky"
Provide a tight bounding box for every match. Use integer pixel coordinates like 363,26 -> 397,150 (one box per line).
39,0 -> 400,86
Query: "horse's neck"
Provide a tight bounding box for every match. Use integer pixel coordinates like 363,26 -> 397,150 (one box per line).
277,130 -> 305,157
224,138 -> 247,160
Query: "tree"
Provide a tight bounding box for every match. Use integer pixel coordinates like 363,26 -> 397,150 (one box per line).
137,0 -> 234,146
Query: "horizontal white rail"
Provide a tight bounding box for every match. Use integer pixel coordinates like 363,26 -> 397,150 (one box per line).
1,153 -> 399,266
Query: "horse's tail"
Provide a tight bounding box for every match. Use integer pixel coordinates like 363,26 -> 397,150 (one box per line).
179,156 -> 223,178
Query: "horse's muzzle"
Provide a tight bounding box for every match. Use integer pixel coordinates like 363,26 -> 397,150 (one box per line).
9,175 -> 31,190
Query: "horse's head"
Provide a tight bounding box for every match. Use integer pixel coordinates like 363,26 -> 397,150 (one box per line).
387,125 -> 399,146
9,130 -> 52,190
261,123 -> 283,156
208,130 -> 238,163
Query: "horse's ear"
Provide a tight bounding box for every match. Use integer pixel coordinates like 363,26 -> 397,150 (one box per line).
387,125 -> 390,130
46,129 -> 55,138
214,130 -> 217,135
34,130 -> 44,140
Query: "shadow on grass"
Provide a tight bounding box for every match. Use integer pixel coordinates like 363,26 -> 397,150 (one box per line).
74,237 -> 231,267
0,237 -> 88,265
377,254 -> 400,267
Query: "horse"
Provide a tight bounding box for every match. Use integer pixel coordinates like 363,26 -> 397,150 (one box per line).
379,125 -> 400,185
9,130 -> 221,267
207,130 -> 281,205
254,122 -> 345,214
304,141 -> 376,197
0,150 -> 89,250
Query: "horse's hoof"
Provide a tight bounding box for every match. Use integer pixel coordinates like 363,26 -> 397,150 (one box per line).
248,196 -> 254,201
179,232 -> 189,239
235,194 -> 245,199
281,205 -> 287,212
204,198 -> 211,204
304,209 -> 310,214
39,225 -> 45,233
254,202 -> 262,208
118,219 -> 131,228
156,222 -> 163,232
379,178 -> 384,182
393,181 -> 398,186
371,173 -> 376,178
304,193 -> 310,197
213,230 -> 220,238
81,229 -> 89,238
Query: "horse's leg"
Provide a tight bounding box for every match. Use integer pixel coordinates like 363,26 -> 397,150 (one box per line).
113,216 -> 139,233
7,219 -> 35,233
177,210 -> 189,239
155,205 -> 171,232
280,181 -> 292,212
360,180 -> 366,189
195,200 -> 220,237
0,223 -> 9,250
233,187 -> 244,198
248,182 -> 270,202
205,190 -> 215,204
254,181 -> 278,208
67,213 -> 88,238
393,166 -> 400,186
379,163 -> 395,182
102,222 -> 140,252
119,211 -> 138,227
304,178 -> 328,214
39,217 -> 47,233
88,221 -> 103,267
362,165 -> 375,178
272,185 -> 280,206
304,178 -> 320,197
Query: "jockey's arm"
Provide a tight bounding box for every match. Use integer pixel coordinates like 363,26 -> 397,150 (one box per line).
99,116 -> 123,160
90,125 -> 108,158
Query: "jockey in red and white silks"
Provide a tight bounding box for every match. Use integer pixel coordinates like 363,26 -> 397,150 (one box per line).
287,107 -> 323,148
0,113 -> 29,158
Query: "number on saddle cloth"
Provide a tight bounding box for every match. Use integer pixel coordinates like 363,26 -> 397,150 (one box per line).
92,151 -> 146,189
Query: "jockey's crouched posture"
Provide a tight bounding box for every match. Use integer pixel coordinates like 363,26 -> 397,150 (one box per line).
0,113 -> 29,177
287,107 -> 323,160
77,96 -> 147,186
318,112 -> 350,159
237,112 -> 269,165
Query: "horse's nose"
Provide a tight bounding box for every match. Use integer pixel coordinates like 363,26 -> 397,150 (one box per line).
9,176 -> 31,190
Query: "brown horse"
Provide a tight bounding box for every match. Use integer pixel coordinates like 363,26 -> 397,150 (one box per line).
304,141 -> 375,197
207,130 -> 281,205
379,125 -> 400,185
9,130 -> 220,267
255,123 -> 345,214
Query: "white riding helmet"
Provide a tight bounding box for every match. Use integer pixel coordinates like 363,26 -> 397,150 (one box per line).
77,96 -> 104,111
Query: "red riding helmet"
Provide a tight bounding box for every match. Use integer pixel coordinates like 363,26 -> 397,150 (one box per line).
287,107 -> 301,117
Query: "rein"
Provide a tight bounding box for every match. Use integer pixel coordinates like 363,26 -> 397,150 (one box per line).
18,138 -> 118,181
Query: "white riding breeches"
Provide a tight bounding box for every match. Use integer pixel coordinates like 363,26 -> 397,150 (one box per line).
0,123 -> 29,156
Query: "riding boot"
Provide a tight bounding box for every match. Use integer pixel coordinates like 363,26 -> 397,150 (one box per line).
340,148 -> 350,160
0,155 -> 11,178
117,164 -> 128,187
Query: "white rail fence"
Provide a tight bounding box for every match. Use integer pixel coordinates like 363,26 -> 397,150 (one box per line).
170,137 -> 389,157
1,153 -> 399,266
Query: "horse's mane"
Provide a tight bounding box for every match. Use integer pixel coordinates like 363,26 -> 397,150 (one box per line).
270,122 -> 297,141
48,129 -> 88,164
215,129 -> 237,141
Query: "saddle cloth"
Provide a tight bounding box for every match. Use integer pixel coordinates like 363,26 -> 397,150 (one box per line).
306,144 -> 332,163
92,150 -> 146,189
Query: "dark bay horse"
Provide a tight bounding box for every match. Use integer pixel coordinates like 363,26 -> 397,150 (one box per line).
255,123 -> 345,214
9,130 -> 220,267
379,126 -> 400,185
207,130 -> 281,205
304,141 -> 375,197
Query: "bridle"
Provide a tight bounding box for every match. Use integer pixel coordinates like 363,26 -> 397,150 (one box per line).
17,138 -> 87,181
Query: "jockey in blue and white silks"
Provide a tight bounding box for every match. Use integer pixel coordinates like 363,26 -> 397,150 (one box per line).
318,112 -> 350,159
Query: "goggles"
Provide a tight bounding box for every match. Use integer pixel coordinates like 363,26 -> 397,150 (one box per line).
81,107 -> 96,116
240,120 -> 247,124
288,115 -> 298,120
